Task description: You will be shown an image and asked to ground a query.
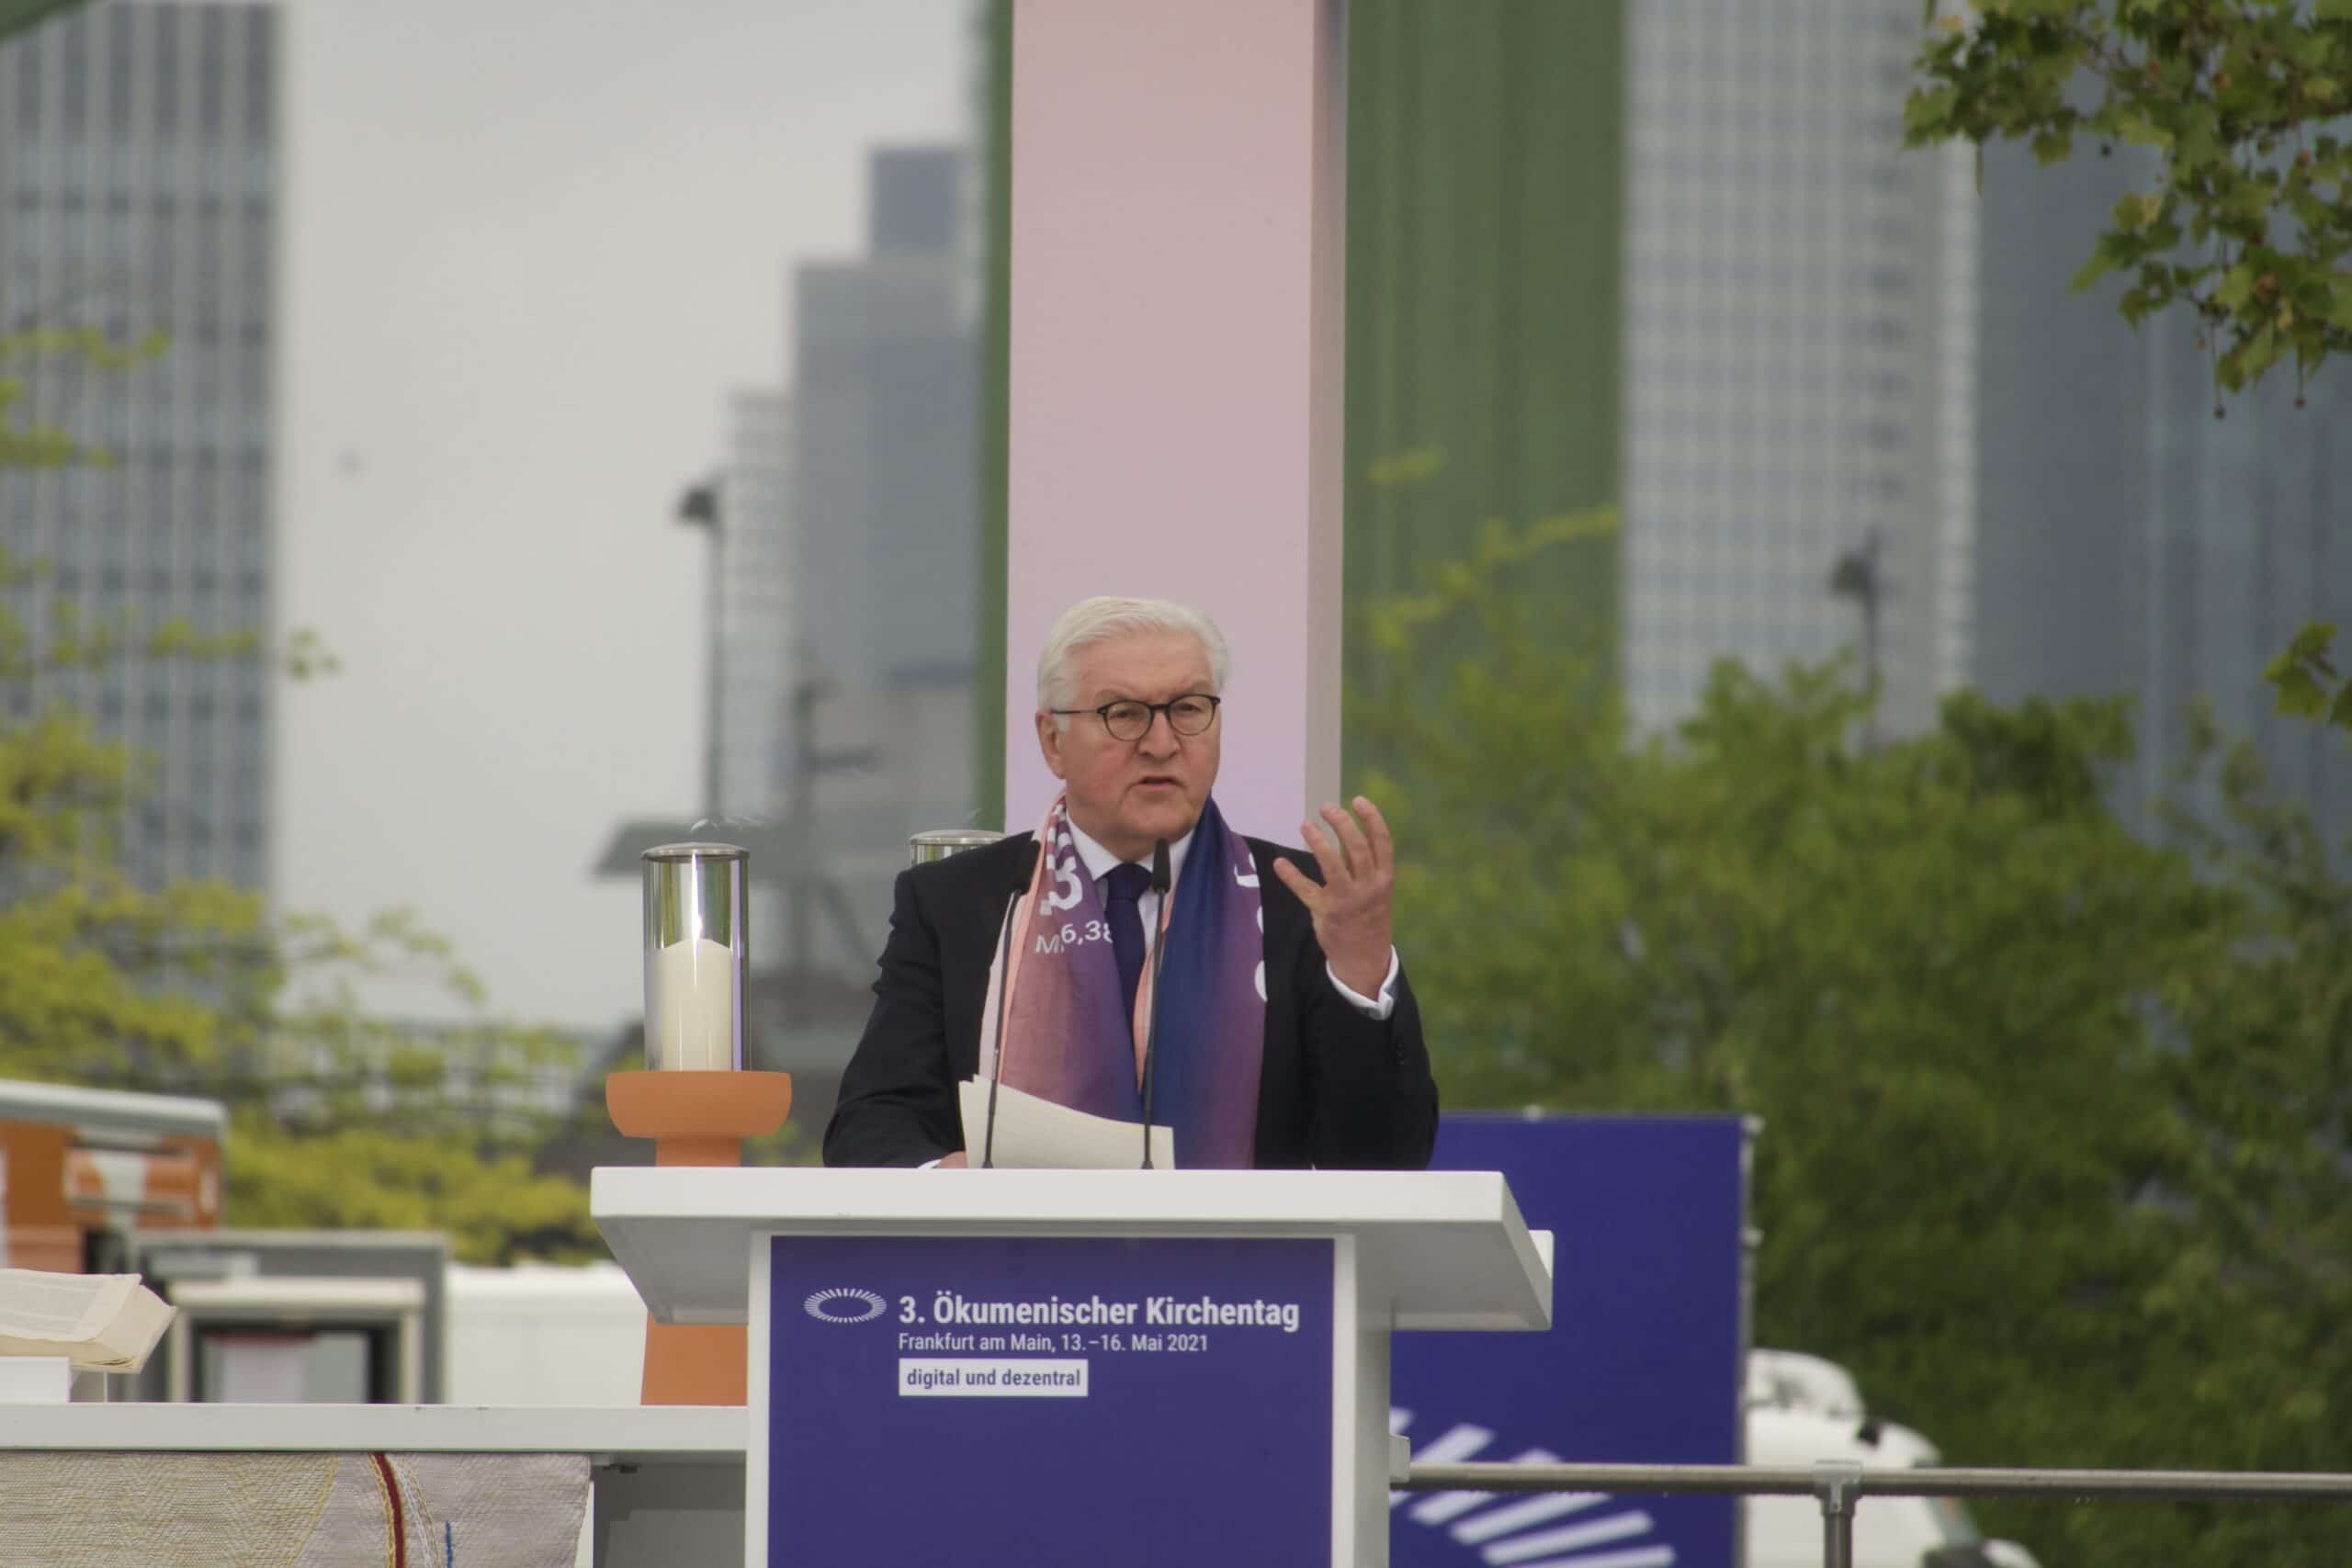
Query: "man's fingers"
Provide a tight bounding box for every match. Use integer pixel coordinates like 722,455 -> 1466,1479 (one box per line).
1301,818 -> 1348,887
1321,801 -> 1374,880
1352,795 -> 1394,874
1272,854 -> 1324,913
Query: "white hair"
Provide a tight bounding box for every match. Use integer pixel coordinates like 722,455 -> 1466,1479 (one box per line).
1035,596 -> 1230,718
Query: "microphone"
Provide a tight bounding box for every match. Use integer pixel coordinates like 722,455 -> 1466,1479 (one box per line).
979,840 -> 1037,1170
1138,838 -> 1171,1169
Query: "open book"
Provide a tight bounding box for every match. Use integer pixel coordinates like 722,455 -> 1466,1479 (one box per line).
0,1269 -> 175,1371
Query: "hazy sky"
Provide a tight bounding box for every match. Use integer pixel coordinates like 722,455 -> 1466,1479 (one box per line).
276,0 -> 967,1030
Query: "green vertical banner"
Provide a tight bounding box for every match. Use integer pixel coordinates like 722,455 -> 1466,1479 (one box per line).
1341,0 -> 1628,784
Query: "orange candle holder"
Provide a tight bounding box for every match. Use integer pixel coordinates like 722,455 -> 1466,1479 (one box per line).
606,1068 -> 792,1405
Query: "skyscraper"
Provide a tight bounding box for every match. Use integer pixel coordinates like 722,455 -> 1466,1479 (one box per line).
782,143 -> 982,955
0,1 -> 279,891
1621,0 -> 1978,739
790,146 -> 978,704
2141,351 -> 2352,851
1973,138 -> 2352,850
712,389 -> 792,827
594,141 -> 983,1126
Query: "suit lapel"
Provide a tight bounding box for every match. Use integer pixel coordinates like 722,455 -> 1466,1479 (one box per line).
948,833 -> 1035,1081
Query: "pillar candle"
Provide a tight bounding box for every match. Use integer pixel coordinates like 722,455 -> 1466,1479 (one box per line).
650,936 -> 738,1071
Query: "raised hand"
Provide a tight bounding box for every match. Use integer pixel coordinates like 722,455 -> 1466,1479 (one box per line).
1272,795 -> 1396,998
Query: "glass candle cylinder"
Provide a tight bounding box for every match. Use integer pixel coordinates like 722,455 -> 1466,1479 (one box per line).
640,842 -> 748,1072
906,828 -> 1005,867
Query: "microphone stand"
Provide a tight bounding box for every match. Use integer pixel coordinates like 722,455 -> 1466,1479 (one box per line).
1138,838 -> 1171,1169
980,841 -> 1037,1170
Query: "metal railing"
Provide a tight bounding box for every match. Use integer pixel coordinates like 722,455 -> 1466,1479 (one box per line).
1396,1460 -> 2352,1568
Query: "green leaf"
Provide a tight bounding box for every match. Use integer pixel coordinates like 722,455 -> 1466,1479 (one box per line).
2327,275 -> 2352,332
2284,621 -> 2336,669
2215,265 -> 2258,312
2070,237 -> 2123,293
2175,113 -> 2221,167
1905,86 -> 1961,138
2268,666 -> 2328,718
2238,322 -> 2285,385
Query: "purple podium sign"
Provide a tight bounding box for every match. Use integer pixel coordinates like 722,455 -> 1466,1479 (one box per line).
760,1234 -> 1334,1567
1391,1114 -> 1747,1568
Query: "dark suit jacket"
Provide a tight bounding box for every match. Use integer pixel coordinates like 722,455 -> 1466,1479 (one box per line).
822,829 -> 1437,1169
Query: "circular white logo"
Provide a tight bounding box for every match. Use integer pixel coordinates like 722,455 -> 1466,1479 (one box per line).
803,1287 -> 888,1324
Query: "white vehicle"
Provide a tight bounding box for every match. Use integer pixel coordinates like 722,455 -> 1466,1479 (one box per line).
1746,1347 -> 1864,1417
1747,1350 -> 2042,1568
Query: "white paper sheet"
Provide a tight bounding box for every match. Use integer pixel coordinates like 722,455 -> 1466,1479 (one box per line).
956,1078 -> 1176,1169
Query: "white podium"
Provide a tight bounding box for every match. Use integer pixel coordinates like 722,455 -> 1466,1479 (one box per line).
592,1167 -> 1553,1568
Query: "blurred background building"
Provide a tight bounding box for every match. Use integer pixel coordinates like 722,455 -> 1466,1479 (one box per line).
786,142 -> 981,948
1341,0 -> 2345,843
1973,138 -> 2352,851
1341,0 -> 1980,761
1621,0 -> 1978,740
792,145 -> 978,705
707,389 -> 793,834
594,141 -> 982,1134
0,0 -> 279,891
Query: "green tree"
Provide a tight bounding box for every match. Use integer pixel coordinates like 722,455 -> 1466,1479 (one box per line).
1,331 -> 600,1264
212,909 -> 604,1263
1358,525 -> 2352,1566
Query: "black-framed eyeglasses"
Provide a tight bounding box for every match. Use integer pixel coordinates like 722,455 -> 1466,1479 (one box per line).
1049,694 -> 1222,742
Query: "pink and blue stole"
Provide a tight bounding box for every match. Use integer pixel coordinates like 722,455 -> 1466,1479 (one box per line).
978,793 -> 1267,1168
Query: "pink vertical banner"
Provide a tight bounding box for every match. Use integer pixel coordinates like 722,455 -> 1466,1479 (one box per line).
1003,0 -> 1346,843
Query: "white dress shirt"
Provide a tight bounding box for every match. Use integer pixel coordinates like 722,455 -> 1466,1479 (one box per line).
1062,819 -> 1400,1019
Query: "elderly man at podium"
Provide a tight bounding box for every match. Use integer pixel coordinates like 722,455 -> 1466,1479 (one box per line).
824,595 -> 1437,1171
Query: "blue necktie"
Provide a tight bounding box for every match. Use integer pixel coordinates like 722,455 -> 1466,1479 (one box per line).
1103,862 -> 1151,1035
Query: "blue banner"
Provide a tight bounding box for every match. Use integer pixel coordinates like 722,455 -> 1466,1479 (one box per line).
766,1234 -> 1334,1567
1391,1114 -> 1747,1568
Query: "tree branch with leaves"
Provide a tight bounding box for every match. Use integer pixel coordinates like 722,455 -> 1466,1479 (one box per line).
1907,0 -> 2352,738
1908,0 -> 2352,399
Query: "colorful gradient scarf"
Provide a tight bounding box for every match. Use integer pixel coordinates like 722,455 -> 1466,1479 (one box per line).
977,792 -> 1267,1168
